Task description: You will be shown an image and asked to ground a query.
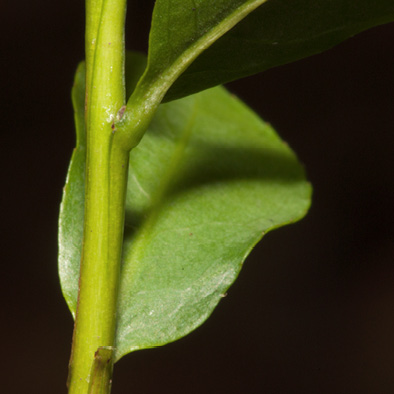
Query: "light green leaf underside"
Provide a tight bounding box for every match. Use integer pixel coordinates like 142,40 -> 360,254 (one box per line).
163,0 -> 394,101
58,62 -> 86,315
116,87 -> 310,361
58,53 -> 311,362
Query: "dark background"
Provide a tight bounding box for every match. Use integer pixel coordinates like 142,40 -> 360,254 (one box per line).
2,1 -> 394,393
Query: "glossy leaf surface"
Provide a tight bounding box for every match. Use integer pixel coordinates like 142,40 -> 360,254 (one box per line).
156,0 -> 394,101
59,54 -> 311,361
58,62 -> 86,315
131,0 -> 267,105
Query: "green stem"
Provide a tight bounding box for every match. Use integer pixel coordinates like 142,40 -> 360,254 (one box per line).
67,0 -> 127,392
87,347 -> 115,394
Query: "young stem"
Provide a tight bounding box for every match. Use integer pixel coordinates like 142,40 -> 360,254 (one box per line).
67,0 -> 127,392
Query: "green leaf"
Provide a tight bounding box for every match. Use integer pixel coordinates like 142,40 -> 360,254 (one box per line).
116,87 -> 311,360
59,53 -> 311,362
127,0 -> 267,108
58,61 -> 86,316
120,0 -> 393,143
155,0 -> 394,101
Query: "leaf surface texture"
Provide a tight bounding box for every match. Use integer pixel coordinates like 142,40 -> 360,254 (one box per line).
148,0 -> 394,101
59,53 -> 311,361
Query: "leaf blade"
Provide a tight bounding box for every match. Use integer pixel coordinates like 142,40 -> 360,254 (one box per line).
59,53 -> 311,362
115,86 -> 311,360
125,0 -> 267,113
58,62 -> 86,316
159,0 -> 394,101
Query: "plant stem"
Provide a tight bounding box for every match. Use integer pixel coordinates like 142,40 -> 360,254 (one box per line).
87,347 -> 115,394
67,0 -> 127,392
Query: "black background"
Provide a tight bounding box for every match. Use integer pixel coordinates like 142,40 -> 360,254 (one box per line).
2,1 -> 394,393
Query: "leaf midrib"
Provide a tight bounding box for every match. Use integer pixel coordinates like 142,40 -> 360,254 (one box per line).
131,0 -> 268,107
